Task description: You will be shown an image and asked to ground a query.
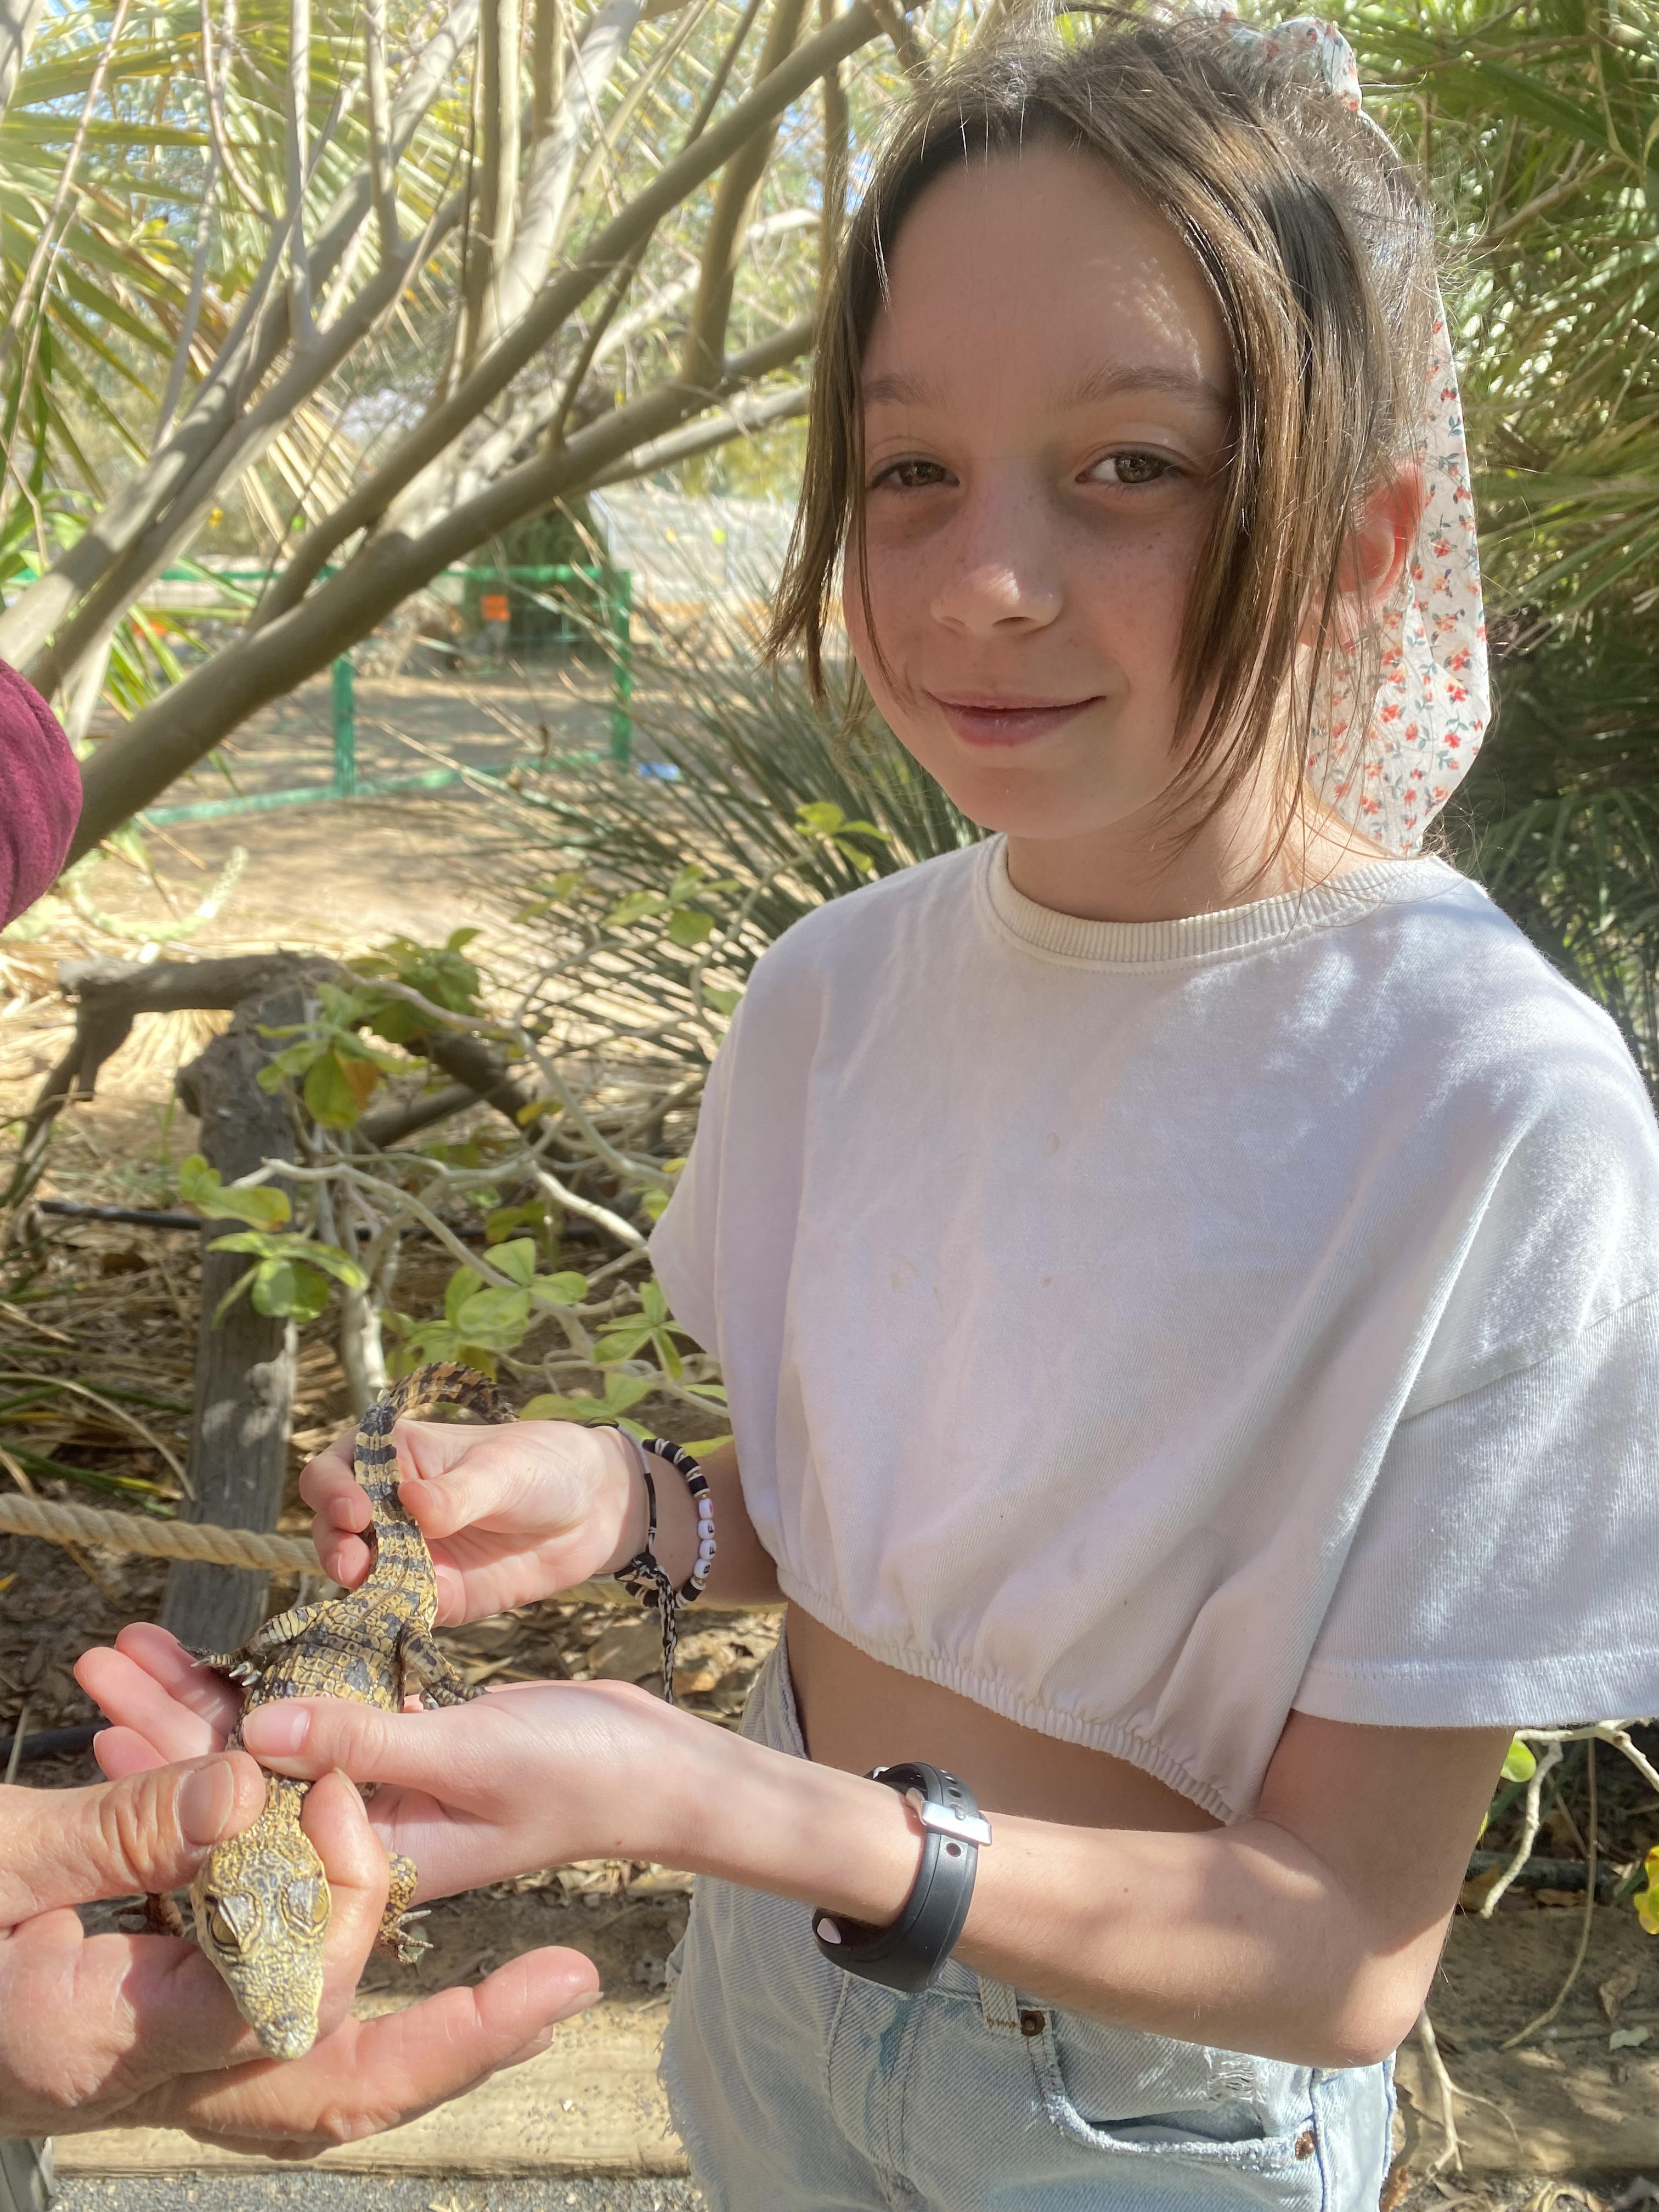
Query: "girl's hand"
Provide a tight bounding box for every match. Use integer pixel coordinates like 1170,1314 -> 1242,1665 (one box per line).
239,1677 -> 682,1900
300,1417 -> 641,1624
77,1624 -> 682,1903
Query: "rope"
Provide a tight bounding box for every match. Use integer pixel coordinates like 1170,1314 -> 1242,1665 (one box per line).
0,1492 -> 319,1572
0,1490 -> 635,1605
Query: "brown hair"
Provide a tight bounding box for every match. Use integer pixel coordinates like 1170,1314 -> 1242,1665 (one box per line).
768,10 -> 1438,827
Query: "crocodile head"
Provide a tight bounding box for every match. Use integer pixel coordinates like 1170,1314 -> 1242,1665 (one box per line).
190,1819 -> 332,2060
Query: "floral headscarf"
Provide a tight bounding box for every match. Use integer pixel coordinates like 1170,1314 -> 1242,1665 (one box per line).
1224,16 -> 1491,855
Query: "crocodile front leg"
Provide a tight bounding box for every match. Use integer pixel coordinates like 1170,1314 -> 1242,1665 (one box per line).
191,1604 -> 328,1684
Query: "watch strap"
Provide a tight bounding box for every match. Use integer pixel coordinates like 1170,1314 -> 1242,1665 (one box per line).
811,1763 -> 988,1993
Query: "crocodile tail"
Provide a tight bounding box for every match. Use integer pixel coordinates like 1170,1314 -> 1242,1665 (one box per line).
383,1361 -> 512,1429
353,1362 -> 514,1520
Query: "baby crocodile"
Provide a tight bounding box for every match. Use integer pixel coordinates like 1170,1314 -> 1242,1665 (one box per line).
185,1360 -> 510,2058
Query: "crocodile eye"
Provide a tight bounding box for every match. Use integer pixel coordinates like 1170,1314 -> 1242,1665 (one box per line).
281,1877 -> 329,1933
204,1897 -> 251,1954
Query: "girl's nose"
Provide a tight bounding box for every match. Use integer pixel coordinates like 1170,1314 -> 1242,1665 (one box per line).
929,489 -> 1064,636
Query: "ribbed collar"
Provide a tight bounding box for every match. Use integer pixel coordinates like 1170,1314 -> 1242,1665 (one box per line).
978,836 -> 1462,969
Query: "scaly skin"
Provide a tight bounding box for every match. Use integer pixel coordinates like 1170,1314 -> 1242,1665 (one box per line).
184,1361 -> 511,2059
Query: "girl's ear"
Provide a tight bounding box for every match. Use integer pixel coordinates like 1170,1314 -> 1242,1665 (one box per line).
1337,461 -> 1427,609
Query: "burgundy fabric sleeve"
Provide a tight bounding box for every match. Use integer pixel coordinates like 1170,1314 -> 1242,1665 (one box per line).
0,661 -> 81,927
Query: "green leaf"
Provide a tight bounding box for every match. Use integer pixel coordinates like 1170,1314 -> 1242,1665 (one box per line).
486,1201 -> 549,1245
606,889 -> 669,929
180,1153 -> 291,1229
521,1372 -> 654,1423
449,1284 -> 532,1348
796,800 -> 846,834
668,906 -> 716,947
1501,1739 -> 1538,1785
303,1049 -> 378,1128
487,1237 -> 538,1288
640,1282 -> 669,1324
250,1259 -> 332,1323
595,1322 -> 654,1363
206,1231 -> 366,1290
641,1187 -> 671,1221
703,985 -> 742,1017
530,1270 -> 589,1305
444,1267 -> 484,1328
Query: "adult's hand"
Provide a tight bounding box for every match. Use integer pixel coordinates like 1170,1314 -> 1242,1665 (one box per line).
1,1746 -> 600,2155
301,1417 -> 637,1624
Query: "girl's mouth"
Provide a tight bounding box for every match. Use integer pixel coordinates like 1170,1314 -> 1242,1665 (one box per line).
929,693 -> 1099,748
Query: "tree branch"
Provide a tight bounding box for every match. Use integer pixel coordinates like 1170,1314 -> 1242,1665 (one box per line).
0,0 -> 480,675
35,196 -> 465,702
585,374 -> 808,486
364,0 -> 399,259
245,0 -> 886,633
70,321 -> 815,857
472,0 -> 640,363
680,0 -> 812,389
819,0 -> 848,273
286,0 -> 314,338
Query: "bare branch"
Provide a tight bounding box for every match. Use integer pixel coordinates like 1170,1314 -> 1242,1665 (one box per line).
0,0 -> 479,674
546,233 -> 653,446
157,0 -> 236,442
587,375 -> 809,486
287,0 -> 314,338
202,0 -> 277,223
462,0 -> 522,369
532,0 -> 564,134
364,0 -> 399,259
38,196 -> 466,702
680,0 -> 812,390
592,207 -> 812,368
71,318 -> 819,857
475,0 -> 641,360
245,0 -> 887,633
683,0 -> 766,143
867,0 -> 927,82
819,0 -> 848,272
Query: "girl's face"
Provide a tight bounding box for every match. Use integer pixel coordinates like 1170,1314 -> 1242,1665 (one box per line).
845,147 -> 1237,865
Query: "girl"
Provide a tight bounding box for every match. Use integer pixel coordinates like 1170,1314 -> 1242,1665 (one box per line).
86,15 -> 1659,2207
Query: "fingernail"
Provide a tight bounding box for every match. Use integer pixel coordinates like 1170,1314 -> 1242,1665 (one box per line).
178,1757 -> 237,1846
505,1991 -> 603,2067
243,1705 -> 309,1756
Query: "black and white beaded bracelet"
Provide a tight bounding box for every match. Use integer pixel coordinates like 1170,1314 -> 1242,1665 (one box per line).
608,1432 -> 716,1701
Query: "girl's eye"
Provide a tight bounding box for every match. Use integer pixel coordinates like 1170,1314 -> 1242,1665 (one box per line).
1086,451 -> 1177,487
873,457 -> 951,491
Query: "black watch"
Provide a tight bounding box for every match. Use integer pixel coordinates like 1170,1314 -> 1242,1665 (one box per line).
811,1763 -> 991,1993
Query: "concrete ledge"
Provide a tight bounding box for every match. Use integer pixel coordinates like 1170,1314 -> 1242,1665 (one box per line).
54,2008 -> 686,2178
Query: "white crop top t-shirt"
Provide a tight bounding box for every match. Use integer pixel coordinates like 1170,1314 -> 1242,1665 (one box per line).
649,839 -> 1659,1820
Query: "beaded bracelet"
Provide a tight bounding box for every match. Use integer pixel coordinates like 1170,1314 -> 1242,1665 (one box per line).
607,1431 -> 716,1702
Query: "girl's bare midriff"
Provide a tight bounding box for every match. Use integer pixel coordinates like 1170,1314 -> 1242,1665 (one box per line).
785,1605 -> 1221,1834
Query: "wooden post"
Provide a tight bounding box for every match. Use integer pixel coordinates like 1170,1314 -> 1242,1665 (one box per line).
161,986 -> 305,1657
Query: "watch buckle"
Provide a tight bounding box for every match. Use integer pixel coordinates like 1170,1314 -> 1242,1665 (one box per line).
902,1785 -> 993,1848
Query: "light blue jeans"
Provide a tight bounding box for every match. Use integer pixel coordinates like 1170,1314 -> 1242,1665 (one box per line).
661,1638 -> 1395,2211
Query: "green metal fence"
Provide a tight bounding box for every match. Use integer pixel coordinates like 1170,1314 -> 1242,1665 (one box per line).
125,562 -> 634,829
